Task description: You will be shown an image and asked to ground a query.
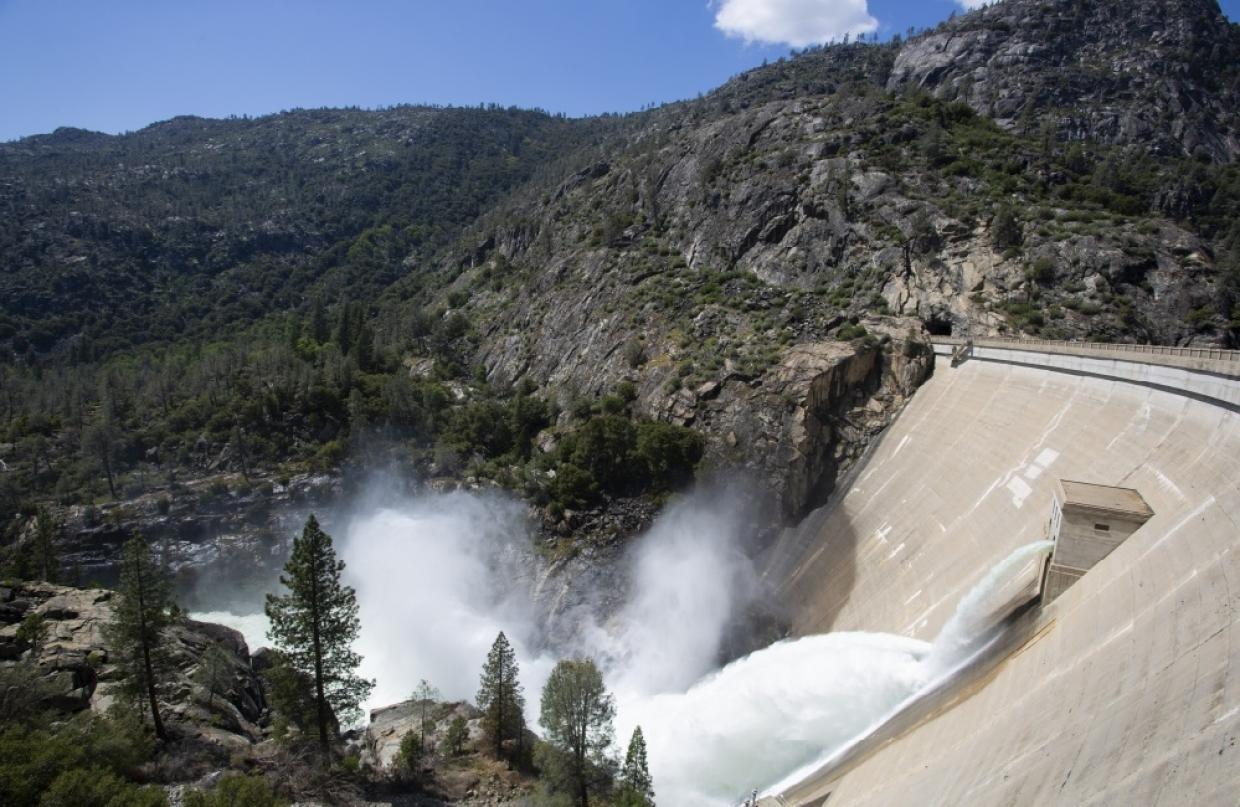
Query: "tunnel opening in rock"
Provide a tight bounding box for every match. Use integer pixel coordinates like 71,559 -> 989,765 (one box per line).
923,316 -> 953,336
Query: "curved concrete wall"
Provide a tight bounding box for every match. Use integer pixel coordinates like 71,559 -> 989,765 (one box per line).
762,352 -> 1240,805
934,339 -> 1240,410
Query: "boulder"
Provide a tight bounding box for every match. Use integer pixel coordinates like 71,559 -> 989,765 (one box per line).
361,699 -> 481,771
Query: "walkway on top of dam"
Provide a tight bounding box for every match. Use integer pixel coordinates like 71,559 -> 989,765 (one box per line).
932,334 -> 1240,410
933,334 -> 1240,374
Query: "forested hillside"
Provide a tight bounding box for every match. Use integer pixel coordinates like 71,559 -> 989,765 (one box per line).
0,106 -> 610,361
2,0 -> 1239,557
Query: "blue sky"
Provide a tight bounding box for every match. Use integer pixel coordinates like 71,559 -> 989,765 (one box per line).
1,0 -> 1237,142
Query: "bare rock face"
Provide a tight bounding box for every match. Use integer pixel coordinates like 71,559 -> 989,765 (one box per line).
361,698 -> 482,771
0,582 -> 266,748
689,324 -> 934,523
0,583 -> 112,710
888,0 -> 1240,162
54,472 -> 340,587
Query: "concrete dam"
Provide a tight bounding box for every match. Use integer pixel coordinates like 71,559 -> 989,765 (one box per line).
758,337 -> 1240,805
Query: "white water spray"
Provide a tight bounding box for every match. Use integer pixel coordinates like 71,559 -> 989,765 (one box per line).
338,491 -> 558,714
647,539 -> 1055,805
188,611 -> 272,655
192,484 -> 1053,807
581,493 -> 755,695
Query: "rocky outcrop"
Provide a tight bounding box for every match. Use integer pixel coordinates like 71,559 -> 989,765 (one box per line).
362,698 -> 537,805
878,221 -> 1215,343
0,582 -> 266,749
51,472 -> 339,600
0,583 -> 112,710
362,699 -> 482,771
646,324 -> 935,522
888,0 -> 1240,162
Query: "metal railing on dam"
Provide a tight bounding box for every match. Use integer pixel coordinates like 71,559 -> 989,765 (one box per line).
930,335 -> 1240,410
932,335 -> 1240,377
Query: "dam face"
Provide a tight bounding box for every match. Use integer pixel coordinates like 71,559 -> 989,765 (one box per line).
763,343 -> 1240,805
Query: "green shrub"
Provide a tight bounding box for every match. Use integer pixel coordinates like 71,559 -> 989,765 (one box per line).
1187,305 -> 1215,331
635,422 -> 704,492
508,394 -> 550,459
0,711 -> 153,807
550,414 -> 704,506
445,401 -> 513,458
39,768 -> 164,807
599,395 -> 627,416
185,774 -> 285,807
550,463 -> 598,510
622,340 -> 646,368
1027,256 -> 1055,285
559,415 -> 638,492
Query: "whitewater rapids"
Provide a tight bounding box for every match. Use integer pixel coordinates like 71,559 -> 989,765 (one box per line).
620,540 -> 1054,805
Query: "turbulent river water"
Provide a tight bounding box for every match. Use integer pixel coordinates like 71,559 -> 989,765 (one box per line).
191,487 -> 1052,806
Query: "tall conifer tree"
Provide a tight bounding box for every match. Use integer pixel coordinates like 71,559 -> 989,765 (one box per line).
107,536 -> 175,741
618,726 -> 655,806
33,506 -> 59,582
310,296 -> 330,344
477,631 -> 525,761
266,514 -> 373,756
538,657 -> 616,807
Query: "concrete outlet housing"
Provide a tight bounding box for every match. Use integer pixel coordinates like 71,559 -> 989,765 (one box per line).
1042,480 -> 1154,603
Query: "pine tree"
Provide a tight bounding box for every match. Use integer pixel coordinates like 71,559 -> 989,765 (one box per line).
106,536 -> 175,741
538,657 -> 616,807
82,417 -> 118,499
412,678 -> 440,755
32,506 -> 58,583
991,205 -> 1023,250
335,302 -> 355,355
287,311 -> 302,351
193,641 -> 235,711
230,423 -> 250,480
476,631 -> 525,762
310,296 -> 330,344
618,726 -> 655,806
265,514 -> 373,756
442,715 -> 469,756
354,320 -> 376,371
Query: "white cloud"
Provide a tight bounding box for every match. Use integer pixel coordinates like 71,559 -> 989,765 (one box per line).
957,0 -> 992,8
714,0 -> 878,48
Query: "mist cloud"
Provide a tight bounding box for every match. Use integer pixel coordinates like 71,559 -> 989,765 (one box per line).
339,491 -> 557,713
590,491 -> 755,696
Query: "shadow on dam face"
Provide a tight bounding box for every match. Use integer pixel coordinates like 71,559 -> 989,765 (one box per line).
759,480 -> 863,636
756,350 -> 1240,805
